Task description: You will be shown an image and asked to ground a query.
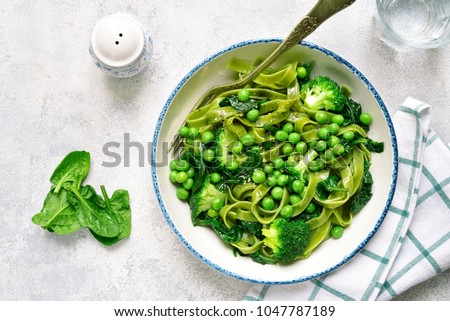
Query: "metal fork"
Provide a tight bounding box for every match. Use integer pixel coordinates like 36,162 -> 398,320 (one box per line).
170,0 -> 356,158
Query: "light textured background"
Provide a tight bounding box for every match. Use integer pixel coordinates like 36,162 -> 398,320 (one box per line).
0,0 -> 449,301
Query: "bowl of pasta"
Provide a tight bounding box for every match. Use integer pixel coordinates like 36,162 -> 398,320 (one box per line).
152,39 -> 398,284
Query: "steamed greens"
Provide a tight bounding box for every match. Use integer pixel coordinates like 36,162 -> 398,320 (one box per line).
32,151 -> 131,245
169,57 -> 384,264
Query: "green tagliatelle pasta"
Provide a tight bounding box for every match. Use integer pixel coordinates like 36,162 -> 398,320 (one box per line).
169,56 -> 384,264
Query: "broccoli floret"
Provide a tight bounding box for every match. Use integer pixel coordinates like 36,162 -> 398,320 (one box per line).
189,177 -> 226,217
261,218 -> 311,263
301,75 -> 345,112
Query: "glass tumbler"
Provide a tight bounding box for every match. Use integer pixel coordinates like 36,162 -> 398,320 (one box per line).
376,0 -> 450,50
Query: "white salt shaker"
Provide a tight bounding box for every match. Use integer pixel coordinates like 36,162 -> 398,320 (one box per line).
89,12 -> 153,78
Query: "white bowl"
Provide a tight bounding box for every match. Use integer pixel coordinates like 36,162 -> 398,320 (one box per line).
152,39 -> 398,284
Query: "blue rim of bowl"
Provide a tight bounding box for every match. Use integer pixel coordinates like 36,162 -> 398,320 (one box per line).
151,38 -> 398,285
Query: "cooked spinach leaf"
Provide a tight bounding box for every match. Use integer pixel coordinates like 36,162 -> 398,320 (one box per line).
219,95 -> 259,113
316,176 -> 349,200
349,161 -> 374,214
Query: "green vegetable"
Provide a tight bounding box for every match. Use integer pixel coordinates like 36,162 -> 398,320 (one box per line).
50,150 -> 90,193
201,131 -> 214,143
90,186 -> 131,246
301,75 -> 346,111
188,177 -> 227,217
271,186 -> 284,200
238,88 -> 250,102
314,111 -> 329,124
32,188 -> 80,235
219,95 -> 258,113
296,66 -> 307,78
261,218 -> 311,263
246,109 -> 259,122
280,205 -> 293,218
179,126 -> 189,137
261,197 -> 275,210
330,225 -> 344,239
359,112 -> 373,126
32,151 -> 131,246
316,176 -> 349,200
252,169 -> 266,184
275,130 -> 288,142
349,161 -> 374,213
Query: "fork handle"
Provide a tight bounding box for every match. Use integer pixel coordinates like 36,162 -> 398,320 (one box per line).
237,0 -> 356,88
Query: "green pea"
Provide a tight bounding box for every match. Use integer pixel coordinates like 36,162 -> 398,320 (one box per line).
295,142 -> 308,154
308,159 -> 324,172
280,205 -> 294,218
289,194 -> 302,205
263,164 -> 274,174
232,141 -> 243,154
359,112 -> 372,125
292,180 -> 305,193
237,88 -> 250,102
330,225 -> 344,239
296,66 -> 307,78
266,175 -> 278,187
316,140 -> 327,152
187,167 -> 195,178
331,114 -> 344,126
246,109 -> 259,122
318,127 -> 331,140
210,172 -> 221,183
183,178 -> 194,190
240,134 -> 255,147
277,174 -> 289,187
169,171 -> 178,184
315,111 -> 328,125
272,157 -> 285,170
282,123 -> 294,134
169,160 -> 177,171
324,149 -> 335,161
251,145 -> 261,153
211,197 -> 225,211
176,187 -> 190,200
273,170 -> 282,178
179,126 -> 189,137
261,197 -> 275,210
333,144 -> 345,156
275,130 -> 289,142
328,135 -> 340,148
207,209 -> 219,217
175,171 -> 188,183
282,142 -> 294,155
201,131 -> 214,143
226,159 -> 239,171
203,149 -> 215,162
328,123 -> 340,135
305,202 -> 316,214
174,159 -> 190,172
308,140 -> 318,149
188,127 -> 199,139
252,169 -> 267,184
271,186 -> 284,200
288,132 -> 301,144
343,131 -> 355,140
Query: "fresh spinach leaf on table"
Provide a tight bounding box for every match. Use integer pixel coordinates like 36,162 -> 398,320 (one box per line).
32,150 -> 131,246
50,150 -> 90,193
32,188 -> 80,235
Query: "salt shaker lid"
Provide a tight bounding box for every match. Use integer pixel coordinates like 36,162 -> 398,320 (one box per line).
90,13 -> 145,67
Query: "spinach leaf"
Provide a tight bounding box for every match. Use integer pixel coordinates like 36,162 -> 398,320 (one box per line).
217,149 -> 263,191
50,151 -> 90,193
32,188 -> 80,235
316,176 -> 348,200
341,98 -> 362,126
68,185 -> 121,238
181,149 -> 206,195
195,216 -> 243,244
365,138 -> 384,153
349,161 -> 374,214
219,95 -> 259,113
90,186 -> 131,246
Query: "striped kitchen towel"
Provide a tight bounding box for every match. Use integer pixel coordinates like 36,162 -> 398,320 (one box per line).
244,97 -> 450,301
